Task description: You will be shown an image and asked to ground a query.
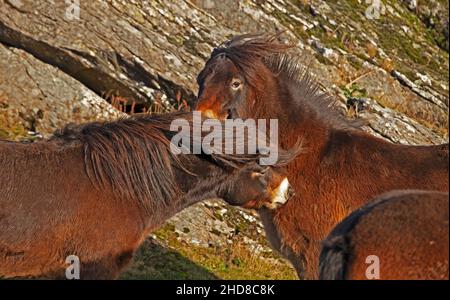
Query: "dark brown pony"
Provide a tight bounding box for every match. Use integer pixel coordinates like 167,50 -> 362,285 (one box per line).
195,33 -> 449,279
0,111 -> 298,279
319,190 -> 449,280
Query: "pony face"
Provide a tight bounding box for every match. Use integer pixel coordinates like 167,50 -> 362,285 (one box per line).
225,163 -> 294,210
196,33 -> 292,120
196,53 -> 250,120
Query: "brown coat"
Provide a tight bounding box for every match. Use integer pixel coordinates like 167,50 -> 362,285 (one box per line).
195,33 -> 449,279
320,190 -> 449,280
0,112 -> 297,279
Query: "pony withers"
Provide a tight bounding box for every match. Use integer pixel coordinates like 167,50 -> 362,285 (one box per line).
0,111 -> 300,279
195,33 -> 449,279
320,190 -> 449,280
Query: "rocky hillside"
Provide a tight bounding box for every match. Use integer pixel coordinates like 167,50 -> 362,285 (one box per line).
0,0 -> 448,279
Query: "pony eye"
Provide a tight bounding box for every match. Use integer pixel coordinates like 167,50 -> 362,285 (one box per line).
231,79 -> 242,90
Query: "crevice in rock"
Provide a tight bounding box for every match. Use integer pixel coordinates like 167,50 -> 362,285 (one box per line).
0,20 -> 197,113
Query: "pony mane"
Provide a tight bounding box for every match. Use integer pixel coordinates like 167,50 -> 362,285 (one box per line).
52,112 -> 188,214
51,111 -> 301,213
200,33 -> 360,130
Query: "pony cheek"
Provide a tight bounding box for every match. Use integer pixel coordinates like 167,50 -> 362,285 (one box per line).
243,89 -> 258,114
235,103 -> 249,119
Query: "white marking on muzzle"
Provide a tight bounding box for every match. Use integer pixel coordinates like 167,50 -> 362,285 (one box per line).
265,178 -> 291,210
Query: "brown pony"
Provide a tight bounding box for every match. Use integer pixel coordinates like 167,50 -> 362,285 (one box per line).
195,33 -> 449,279
319,190 -> 449,280
0,111 -> 298,279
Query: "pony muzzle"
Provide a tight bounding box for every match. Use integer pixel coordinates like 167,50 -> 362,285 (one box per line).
201,109 -> 227,120
265,177 -> 294,209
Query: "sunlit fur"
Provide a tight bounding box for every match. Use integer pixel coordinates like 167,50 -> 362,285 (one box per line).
196,33 -> 449,279
320,190 -> 449,280
0,111 -> 300,279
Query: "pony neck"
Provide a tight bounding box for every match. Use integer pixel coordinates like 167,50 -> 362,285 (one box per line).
253,75 -> 332,152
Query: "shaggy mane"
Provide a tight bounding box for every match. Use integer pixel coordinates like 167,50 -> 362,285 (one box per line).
198,33 -> 360,130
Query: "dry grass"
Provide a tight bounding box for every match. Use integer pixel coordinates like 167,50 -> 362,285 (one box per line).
122,223 -> 297,280
0,102 -> 29,140
104,89 -> 190,115
178,241 -> 297,280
